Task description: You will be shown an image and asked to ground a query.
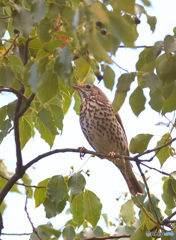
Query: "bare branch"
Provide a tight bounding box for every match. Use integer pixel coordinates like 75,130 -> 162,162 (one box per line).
81,235 -> 131,240
18,93 -> 35,118
25,192 -> 42,240
23,37 -> 37,65
0,174 -> 46,188
3,32 -> 20,56
0,87 -> 27,101
140,162 -> 170,176
136,162 -> 161,224
14,86 -> 25,172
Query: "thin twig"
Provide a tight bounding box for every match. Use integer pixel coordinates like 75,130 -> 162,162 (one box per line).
3,32 -> 20,56
113,59 -> 129,73
81,235 -> 131,240
140,162 -> 170,176
0,87 -> 28,101
0,174 -> 46,188
136,162 -> 161,224
25,192 -> 42,240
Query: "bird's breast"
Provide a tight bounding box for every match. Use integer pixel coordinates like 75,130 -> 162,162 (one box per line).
80,101 -> 127,155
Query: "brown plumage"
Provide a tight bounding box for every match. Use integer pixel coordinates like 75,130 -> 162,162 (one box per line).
72,83 -> 144,195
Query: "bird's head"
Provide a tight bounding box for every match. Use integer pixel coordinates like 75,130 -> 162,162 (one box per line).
72,83 -> 110,105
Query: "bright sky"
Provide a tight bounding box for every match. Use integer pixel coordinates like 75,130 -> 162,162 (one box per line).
1,0 -> 176,239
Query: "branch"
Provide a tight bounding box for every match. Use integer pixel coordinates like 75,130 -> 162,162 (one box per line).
18,93 -> 35,118
23,37 -> 37,65
136,162 -> 161,224
0,174 -> 46,188
134,137 -> 176,161
0,87 -> 27,101
82,235 -> 131,240
14,86 -> 25,172
24,192 -> 42,240
3,31 -> 20,56
140,162 -> 170,176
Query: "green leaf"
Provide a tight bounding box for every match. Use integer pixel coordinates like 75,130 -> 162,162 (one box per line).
162,178 -> 176,209
47,175 -> 67,204
0,9 -> 9,38
156,54 -> 176,83
120,199 -> 135,226
130,134 -> 153,154
21,173 -> 33,198
48,103 -> 64,131
75,57 -> 90,81
149,88 -> 165,112
29,62 -> 40,92
143,195 -> 162,222
141,72 -> 159,91
38,17 -> 52,42
155,133 -> 172,167
0,106 -> 7,126
63,225 -> 75,240
70,192 -> 84,227
34,178 -> 49,207
117,0 -> 135,14
54,46 -> 72,81
162,87 -> 176,114
0,119 -> 12,144
112,92 -> 127,113
116,73 -> 135,93
30,224 -> 61,240
94,226 -> 104,237
147,15 -> 156,33
129,86 -> 146,116
37,70 -> 58,103
35,118 -> 55,148
43,198 -> 57,218
136,48 -> 155,72
141,0 -> 151,6
88,30 -> 113,64
130,224 -> 150,240
84,189 -> 102,227
0,65 -> 15,87
37,108 -> 58,135
164,35 -> 176,54
7,55 -> 24,75
68,172 -> 86,198
90,1 -> 109,24
12,8 -> 33,38
102,65 -> 115,90
31,0 -> 47,24
109,12 -> 138,47
43,40 -> 63,52
19,118 -> 34,149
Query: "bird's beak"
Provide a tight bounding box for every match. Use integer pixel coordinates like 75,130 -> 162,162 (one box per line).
71,84 -> 82,91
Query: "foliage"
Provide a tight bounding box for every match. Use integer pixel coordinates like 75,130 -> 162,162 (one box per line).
0,0 -> 176,239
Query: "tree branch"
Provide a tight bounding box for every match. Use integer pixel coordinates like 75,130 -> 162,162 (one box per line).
0,87 -> 27,101
18,93 -> 35,118
24,192 -> 42,240
0,174 -> 46,188
3,31 -> 20,56
14,86 -> 24,172
82,235 -> 131,240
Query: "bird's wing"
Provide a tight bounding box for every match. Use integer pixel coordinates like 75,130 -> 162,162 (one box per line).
115,112 -> 129,155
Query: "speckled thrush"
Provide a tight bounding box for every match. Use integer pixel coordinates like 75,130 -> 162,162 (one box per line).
72,83 -> 144,195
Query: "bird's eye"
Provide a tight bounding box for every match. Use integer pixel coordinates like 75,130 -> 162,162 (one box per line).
85,84 -> 91,89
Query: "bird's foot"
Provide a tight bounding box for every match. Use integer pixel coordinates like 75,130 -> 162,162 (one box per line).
77,147 -> 86,159
108,151 -> 116,163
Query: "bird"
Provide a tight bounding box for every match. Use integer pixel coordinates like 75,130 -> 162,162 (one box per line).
72,83 -> 144,195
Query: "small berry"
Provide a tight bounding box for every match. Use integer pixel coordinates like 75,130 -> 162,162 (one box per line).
96,73 -> 103,81
101,28 -> 107,35
134,17 -> 141,25
96,20 -> 102,27
14,29 -> 19,34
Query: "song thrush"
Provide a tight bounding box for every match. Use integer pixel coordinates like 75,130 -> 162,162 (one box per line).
72,83 -> 144,195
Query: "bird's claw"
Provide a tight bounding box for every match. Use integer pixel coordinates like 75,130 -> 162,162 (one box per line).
108,151 -> 118,163
77,147 -> 86,159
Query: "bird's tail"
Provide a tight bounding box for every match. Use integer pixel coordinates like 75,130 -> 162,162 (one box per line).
118,159 -> 144,195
